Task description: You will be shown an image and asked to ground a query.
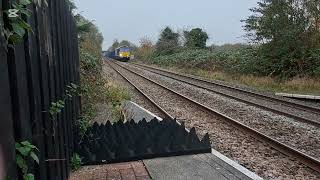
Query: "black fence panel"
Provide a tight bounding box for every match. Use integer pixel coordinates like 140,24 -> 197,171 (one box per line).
78,118 -> 211,165
0,0 -> 80,179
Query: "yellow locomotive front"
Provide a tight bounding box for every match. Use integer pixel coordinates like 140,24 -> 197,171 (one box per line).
115,46 -> 131,61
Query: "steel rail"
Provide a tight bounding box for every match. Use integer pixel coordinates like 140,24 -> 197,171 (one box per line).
130,63 -> 320,127
113,61 -> 320,173
133,63 -> 320,115
106,60 -> 173,120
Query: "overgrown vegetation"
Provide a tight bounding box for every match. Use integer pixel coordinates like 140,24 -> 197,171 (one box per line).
73,5 -> 131,138
134,0 -> 320,94
70,153 -> 82,171
3,0 -> 32,46
108,39 -> 137,52
15,141 -> 39,180
242,0 -> 320,77
75,13 -> 106,136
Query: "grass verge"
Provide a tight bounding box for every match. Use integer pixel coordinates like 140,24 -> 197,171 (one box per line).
140,62 -> 320,96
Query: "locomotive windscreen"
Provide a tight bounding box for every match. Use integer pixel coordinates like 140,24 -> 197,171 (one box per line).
119,47 -> 130,52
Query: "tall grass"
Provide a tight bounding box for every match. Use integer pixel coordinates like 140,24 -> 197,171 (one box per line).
169,66 -> 320,95
134,44 -> 320,95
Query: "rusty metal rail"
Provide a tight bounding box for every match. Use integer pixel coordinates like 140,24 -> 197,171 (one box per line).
131,63 -> 320,127
112,61 -> 320,173
106,60 -> 173,120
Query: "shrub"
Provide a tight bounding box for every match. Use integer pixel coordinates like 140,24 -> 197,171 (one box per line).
70,153 -> 82,171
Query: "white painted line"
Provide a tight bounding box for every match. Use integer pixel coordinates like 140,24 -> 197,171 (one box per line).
129,101 -> 163,121
211,148 -> 263,180
276,93 -> 320,100
129,102 -> 262,179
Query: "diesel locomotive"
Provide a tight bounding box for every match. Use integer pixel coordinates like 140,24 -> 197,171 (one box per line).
104,46 -> 131,62
115,46 -> 131,61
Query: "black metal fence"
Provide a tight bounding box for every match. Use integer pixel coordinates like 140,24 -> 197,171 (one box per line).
0,0 -> 80,179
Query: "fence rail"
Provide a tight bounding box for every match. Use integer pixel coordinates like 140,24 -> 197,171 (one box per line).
0,0 -> 80,179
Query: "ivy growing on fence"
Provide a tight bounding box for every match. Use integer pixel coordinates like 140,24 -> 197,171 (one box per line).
15,141 -> 39,180
4,0 -> 32,45
49,83 -> 81,121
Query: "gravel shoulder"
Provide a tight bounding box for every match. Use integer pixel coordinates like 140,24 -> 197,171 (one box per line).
140,62 -> 320,108
101,61 -> 166,120
113,61 -> 320,180
124,63 -> 320,159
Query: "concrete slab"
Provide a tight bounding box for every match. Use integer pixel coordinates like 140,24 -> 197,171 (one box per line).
144,153 -> 262,180
275,92 -> 320,100
122,101 -> 162,123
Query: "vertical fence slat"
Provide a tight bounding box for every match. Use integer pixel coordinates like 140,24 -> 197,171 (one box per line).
0,16 -> 16,179
25,3 -> 48,179
1,0 -> 80,179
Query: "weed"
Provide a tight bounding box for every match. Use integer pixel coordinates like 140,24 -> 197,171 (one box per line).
106,85 -> 131,121
15,141 -> 39,180
173,66 -> 320,95
70,153 -> 82,171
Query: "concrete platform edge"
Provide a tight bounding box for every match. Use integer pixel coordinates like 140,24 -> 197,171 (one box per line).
211,148 -> 263,180
126,101 -> 262,180
275,92 -> 320,100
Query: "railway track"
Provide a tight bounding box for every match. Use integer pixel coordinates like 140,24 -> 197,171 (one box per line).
106,60 -> 171,120
107,60 -> 320,176
131,63 -> 320,127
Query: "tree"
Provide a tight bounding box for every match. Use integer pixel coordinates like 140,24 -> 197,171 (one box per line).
139,37 -> 153,48
243,0 -> 320,77
119,40 -> 137,50
134,37 -> 155,60
184,28 -> 209,49
155,27 -> 180,55
108,39 -> 120,51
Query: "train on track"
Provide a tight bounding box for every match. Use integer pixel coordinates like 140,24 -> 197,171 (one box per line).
103,46 -> 132,62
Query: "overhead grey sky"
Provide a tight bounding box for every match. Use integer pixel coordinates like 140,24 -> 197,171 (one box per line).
74,0 -> 259,50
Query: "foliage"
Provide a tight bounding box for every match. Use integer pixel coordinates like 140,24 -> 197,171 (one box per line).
106,85 -> 131,121
79,50 -> 101,73
133,37 -> 155,60
184,28 -> 208,49
49,83 -> 80,121
49,100 -> 65,119
15,141 -> 39,180
70,153 -> 82,171
107,39 -> 137,51
75,13 -> 106,136
76,14 -> 103,53
108,39 -> 120,51
4,0 -> 32,45
155,27 -> 180,55
148,47 -> 262,75
242,0 -> 320,77
119,40 -> 137,50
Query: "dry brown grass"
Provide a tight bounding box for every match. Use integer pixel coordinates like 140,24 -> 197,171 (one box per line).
164,66 -> 320,95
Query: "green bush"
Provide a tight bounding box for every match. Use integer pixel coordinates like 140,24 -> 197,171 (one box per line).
80,50 -> 101,73
70,153 -> 82,171
149,47 -> 262,75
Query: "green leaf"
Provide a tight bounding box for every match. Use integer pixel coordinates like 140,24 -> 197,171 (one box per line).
11,22 -> 25,37
30,152 -> 39,164
20,9 -> 31,17
17,146 -> 31,156
23,174 -> 34,180
19,21 -> 32,32
21,141 -> 31,146
15,142 -> 22,149
16,155 -> 28,174
8,33 -> 21,44
20,0 -> 32,6
21,141 -> 37,150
